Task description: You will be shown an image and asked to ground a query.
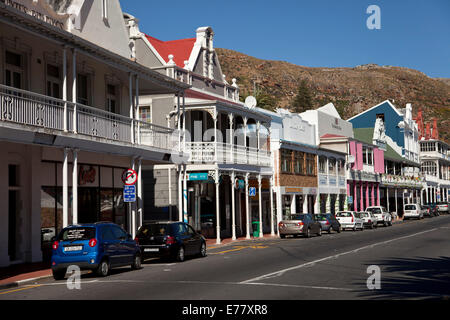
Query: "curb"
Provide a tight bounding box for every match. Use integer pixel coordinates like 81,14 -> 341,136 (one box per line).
0,273 -> 53,290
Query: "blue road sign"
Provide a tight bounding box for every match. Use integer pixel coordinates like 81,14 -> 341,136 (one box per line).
249,187 -> 256,197
348,196 -> 353,204
188,172 -> 209,181
124,185 -> 136,202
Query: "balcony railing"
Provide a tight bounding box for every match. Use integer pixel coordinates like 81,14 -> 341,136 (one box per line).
0,84 -> 178,151
185,141 -> 271,167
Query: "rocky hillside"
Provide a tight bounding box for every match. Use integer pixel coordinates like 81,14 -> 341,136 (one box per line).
216,48 -> 450,143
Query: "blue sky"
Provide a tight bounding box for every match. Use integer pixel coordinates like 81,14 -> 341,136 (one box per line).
121,0 -> 450,78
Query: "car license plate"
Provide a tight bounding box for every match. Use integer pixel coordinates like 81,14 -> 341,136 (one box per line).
144,248 -> 159,252
64,246 -> 82,252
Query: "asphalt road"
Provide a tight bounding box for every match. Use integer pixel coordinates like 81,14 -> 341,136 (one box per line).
1,215 -> 450,300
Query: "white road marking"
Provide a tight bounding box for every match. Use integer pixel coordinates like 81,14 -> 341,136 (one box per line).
240,228 -> 439,284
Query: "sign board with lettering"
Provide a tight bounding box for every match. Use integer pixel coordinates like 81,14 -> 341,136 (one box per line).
123,185 -> 136,202
249,187 -> 256,197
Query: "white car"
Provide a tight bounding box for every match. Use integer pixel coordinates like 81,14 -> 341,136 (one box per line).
366,206 -> 392,227
436,202 -> 449,213
357,211 -> 377,229
336,211 -> 364,231
403,203 -> 424,220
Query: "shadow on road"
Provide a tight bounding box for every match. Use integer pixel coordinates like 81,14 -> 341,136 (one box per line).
354,256 -> 450,300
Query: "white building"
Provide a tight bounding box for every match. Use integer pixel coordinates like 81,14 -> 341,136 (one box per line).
0,0 -> 188,267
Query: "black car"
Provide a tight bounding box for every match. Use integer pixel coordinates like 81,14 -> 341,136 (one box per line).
135,221 -> 206,262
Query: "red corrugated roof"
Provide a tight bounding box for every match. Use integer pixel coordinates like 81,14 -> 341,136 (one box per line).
321,133 -> 347,139
145,34 -> 196,67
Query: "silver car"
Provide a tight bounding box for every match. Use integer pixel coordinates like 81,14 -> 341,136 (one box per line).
278,213 -> 323,238
357,212 -> 377,229
436,202 -> 449,213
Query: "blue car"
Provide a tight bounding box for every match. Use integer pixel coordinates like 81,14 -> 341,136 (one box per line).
51,222 -> 141,280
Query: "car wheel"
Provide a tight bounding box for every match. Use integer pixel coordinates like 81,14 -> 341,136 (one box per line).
389,220 -> 392,226
97,259 -> 110,277
199,242 -> 207,257
353,225 -> 357,231
280,234 -> 286,239
52,269 -> 66,281
328,227 -> 332,234
131,254 -> 142,270
176,246 -> 185,262
384,220 -> 388,227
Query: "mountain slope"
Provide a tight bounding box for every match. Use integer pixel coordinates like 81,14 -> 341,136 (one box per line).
216,48 -> 450,143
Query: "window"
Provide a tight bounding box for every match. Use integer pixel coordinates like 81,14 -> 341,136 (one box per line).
58,227 -> 96,241
5,50 -> 23,89
111,226 -> 127,240
9,165 -> 19,187
139,106 -> 151,123
294,152 -> 304,174
306,153 -> 315,175
106,84 -> 119,114
77,74 -> 89,105
281,150 -> 292,173
328,157 -> 336,175
367,148 -> 373,165
421,161 -> 437,176
319,156 -> 327,174
338,159 -> 345,175
46,64 -> 61,99
101,226 -> 115,241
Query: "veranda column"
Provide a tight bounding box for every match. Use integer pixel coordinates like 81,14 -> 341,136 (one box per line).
215,169 -> 221,244
386,187 -> 390,212
178,165 -> 183,222
135,75 -> 140,144
72,149 -> 78,225
270,176 -> 275,236
377,183 -> 380,206
354,181 -> 358,211
183,164 -> 188,223
129,73 -> 134,144
360,182 -> 364,211
62,148 -> 69,228
371,183 -> 375,206
243,117 -> 248,164
229,113 -> 234,163
258,175 -> 263,238
213,110 -> 218,162
395,188 -> 398,216
231,171 -> 236,240
63,46 -> 67,132
72,48 -> 77,133
276,187 -> 283,235
346,182 -> 351,210
137,158 -> 143,230
245,173 -> 251,239
366,182 -> 370,209
130,158 -> 136,238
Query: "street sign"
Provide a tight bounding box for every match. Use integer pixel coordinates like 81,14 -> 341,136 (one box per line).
234,178 -> 245,190
123,185 -> 136,202
249,187 -> 256,197
187,172 -> 208,181
122,169 -> 137,185
348,196 -> 353,204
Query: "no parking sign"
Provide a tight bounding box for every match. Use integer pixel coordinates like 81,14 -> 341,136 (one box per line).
122,169 -> 138,185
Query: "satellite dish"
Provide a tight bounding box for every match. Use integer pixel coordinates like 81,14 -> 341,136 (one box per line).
245,96 -> 257,109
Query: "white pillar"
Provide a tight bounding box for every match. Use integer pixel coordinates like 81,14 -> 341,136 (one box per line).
137,158 -> 143,230
229,113 -> 234,163
213,111 -> 218,163
426,186 -> 429,204
395,188 -> 398,216
258,175 -> 263,238
182,91 -> 186,152
231,171 -> 236,240
63,46 -> 67,132
129,73 -> 134,144
130,158 -> 136,238
72,149 -> 78,225
243,117 -> 248,164
135,75 -> 140,145
303,194 -> 308,213
72,49 -> 77,133
178,165 -> 183,222
168,167 -> 172,220
245,173 -> 251,239
270,177 -> 275,236
183,165 -> 188,223
290,194 -> 296,214
386,187 -> 390,212
276,187 -> 282,236
63,148 -> 69,228
215,170 -> 221,244
314,194 -> 320,214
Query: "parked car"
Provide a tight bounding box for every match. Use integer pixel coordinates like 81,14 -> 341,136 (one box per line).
51,222 -> 141,280
316,213 -> 342,233
335,211 -> 364,231
357,211 -> 377,229
366,206 -> 392,227
135,221 -> 206,262
278,213 -> 322,238
403,204 -> 424,220
421,205 -> 433,218
436,202 -> 449,214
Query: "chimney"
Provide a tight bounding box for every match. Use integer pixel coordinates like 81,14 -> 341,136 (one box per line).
425,123 -> 431,140
431,118 -> 439,140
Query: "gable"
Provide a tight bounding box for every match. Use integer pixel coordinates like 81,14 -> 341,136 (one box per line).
145,35 -> 196,67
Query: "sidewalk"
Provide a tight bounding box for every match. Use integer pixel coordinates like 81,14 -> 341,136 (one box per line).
0,234 -> 280,289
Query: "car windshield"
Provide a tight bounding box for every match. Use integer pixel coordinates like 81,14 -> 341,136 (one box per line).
58,227 -> 96,241
405,205 -> 416,210
290,214 -> 307,221
316,215 -> 329,221
359,212 -> 368,217
336,212 -> 352,217
367,207 -> 381,214
137,224 -> 169,237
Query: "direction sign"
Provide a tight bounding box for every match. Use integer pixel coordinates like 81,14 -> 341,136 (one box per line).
122,169 -> 138,185
249,187 -> 256,197
123,185 -> 136,202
